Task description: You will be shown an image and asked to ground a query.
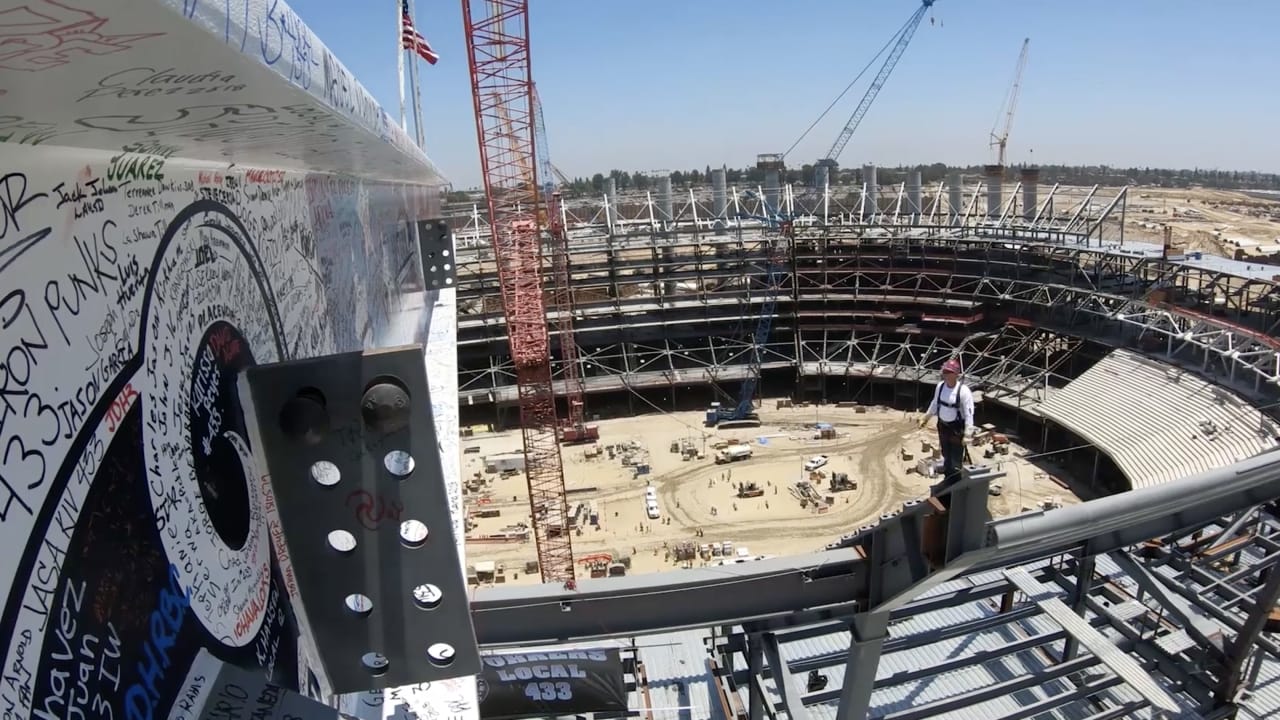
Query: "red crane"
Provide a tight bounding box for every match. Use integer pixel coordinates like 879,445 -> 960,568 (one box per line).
462,0 -> 575,585
532,86 -> 597,444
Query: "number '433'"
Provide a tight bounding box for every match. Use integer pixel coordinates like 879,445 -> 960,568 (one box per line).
524,681 -> 572,701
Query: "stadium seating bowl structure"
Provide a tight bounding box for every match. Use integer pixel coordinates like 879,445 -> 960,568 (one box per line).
453,178 -> 1280,719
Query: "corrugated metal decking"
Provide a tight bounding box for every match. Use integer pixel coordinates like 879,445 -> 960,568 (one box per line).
1039,349 -> 1280,489
1004,568 -> 1181,716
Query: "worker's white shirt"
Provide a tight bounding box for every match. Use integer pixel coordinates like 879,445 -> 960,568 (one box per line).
927,382 -> 975,432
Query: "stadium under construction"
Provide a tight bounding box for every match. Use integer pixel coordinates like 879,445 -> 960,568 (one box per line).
13,2 -> 1280,720
452,170 -> 1280,494
455,172 -> 1280,720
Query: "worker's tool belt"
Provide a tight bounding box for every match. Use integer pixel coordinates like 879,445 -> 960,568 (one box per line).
938,420 -> 965,446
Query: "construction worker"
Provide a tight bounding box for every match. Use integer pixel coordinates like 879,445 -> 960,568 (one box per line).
919,358 -> 975,501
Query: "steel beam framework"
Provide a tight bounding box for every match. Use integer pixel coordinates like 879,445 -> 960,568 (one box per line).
448,187 -> 1280,718
465,466 -> 1280,718
796,509 -> 1280,719
449,179 -> 1132,245
455,230 -> 1280,414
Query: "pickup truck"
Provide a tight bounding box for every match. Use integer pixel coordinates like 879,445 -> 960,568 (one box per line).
804,455 -> 829,471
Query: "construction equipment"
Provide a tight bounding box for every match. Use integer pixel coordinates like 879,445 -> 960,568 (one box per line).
713,6 -> 936,426
532,85 -> 597,444
577,553 -> 613,578
715,445 -> 753,464
705,219 -> 792,428
736,482 -> 765,499
830,472 -> 857,492
462,0 -> 574,585
814,0 -> 935,172
990,38 -> 1030,167
530,85 -> 556,204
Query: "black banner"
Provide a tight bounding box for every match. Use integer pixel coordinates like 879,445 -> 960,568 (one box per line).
476,649 -> 628,719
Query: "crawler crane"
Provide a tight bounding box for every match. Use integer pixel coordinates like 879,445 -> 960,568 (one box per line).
462,0 -> 575,584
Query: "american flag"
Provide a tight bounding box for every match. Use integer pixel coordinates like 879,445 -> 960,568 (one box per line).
401,0 -> 439,65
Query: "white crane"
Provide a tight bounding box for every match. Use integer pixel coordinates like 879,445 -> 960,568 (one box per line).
990,38 -> 1030,167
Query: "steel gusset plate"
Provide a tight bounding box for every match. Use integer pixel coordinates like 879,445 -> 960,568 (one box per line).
239,346 -> 479,693
416,219 -> 456,290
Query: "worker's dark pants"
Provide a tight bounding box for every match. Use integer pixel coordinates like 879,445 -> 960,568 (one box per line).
937,421 -> 966,504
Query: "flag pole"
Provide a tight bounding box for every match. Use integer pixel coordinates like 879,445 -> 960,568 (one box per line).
407,0 -> 426,149
397,0 -> 407,131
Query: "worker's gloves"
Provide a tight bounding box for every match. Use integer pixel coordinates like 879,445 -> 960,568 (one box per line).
917,414 -> 929,429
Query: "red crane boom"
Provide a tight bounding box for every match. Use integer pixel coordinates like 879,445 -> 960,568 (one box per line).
532,86 -> 597,444
462,0 -> 575,585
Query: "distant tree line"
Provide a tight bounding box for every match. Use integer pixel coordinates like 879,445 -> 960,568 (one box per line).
553,164 -> 1280,196
444,164 -> 1280,204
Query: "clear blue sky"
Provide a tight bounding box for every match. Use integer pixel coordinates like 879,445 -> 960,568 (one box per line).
288,0 -> 1279,189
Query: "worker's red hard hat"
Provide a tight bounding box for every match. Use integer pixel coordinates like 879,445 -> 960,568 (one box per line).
941,358 -> 962,374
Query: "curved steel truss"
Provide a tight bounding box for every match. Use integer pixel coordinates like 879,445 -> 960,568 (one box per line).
457,227 -> 1280,410
452,178 -> 1132,245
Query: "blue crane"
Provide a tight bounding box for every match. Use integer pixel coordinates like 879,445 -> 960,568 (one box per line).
813,0 -> 934,171
709,2 -> 936,427
706,213 -> 792,427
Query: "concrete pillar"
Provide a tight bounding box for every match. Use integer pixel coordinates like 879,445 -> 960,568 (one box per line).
862,164 -> 878,218
712,168 -> 727,235
815,164 -> 830,193
906,170 -> 922,216
606,177 -> 618,228
764,170 -> 780,215
947,170 -> 963,223
1020,167 -> 1040,222
984,165 -> 1003,219
657,175 -> 673,225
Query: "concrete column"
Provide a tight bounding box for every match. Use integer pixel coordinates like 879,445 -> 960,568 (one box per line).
1020,167 -> 1040,222
815,164 -> 830,193
657,175 -> 673,225
947,170 -> 963,223
764,170 -> 781,215
906,170 -> 922,216
984,164 -> 1003,219
862,164 -> 878,218
711,168 -> 727,235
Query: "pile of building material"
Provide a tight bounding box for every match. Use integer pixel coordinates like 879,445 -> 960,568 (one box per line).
790,481 -> 831,511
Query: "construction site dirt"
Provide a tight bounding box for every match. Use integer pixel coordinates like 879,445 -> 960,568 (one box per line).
460,401 -> 1080,586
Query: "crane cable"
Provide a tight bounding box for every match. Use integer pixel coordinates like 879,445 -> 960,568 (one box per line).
782,10 -> 918,161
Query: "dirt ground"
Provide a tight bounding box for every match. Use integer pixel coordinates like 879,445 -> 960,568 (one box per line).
1119,186 -> 1280,259
458,402 -> 1079,586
